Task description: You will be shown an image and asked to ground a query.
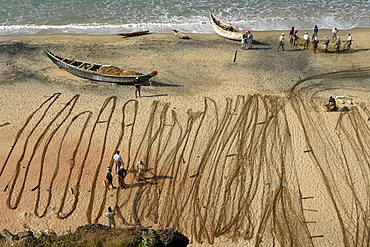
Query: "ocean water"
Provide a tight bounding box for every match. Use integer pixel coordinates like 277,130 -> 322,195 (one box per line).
0,0 -> 369,35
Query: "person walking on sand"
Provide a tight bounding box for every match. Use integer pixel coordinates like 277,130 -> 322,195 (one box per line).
289,27 -> 295,44
241,33 -> 247,50
113,150 -> 124,174
293,30 -> 299,46
335,36 -> 341,54
105,167 -> 115,189
312,37 -> 319,53
247,31 -> 253,49
277,33 -> 285,52
323,37 -> 330,53
117,165 -> 126,188
312,25 -> 318,40
346,33 -> 353,51
332,27 -> 338,40
134,77 -> 141,98
303,32 -> 310,50
136,161 -> 147,182
105,207 -> 116,228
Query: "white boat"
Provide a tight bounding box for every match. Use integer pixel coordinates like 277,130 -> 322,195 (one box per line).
209,13 -> 245,41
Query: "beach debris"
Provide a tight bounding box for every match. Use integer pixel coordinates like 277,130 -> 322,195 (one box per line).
301,196 -> 314,199
303,208 -> 318,212
0,122 -> 10,127
189,173 -> 198,178
308,235 -> 324,238
233,50 -> 238,62
304,150 -> 312,153
336,96 -> 345,99
30,185 -> 39,191
226,154 -> 238,157
337,99 -> 344,104
348,99 -> 354,105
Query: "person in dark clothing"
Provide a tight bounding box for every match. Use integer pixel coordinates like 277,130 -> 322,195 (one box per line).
134,77 -> 141,98
106,167 -> 115,189
117,165 -> 126,188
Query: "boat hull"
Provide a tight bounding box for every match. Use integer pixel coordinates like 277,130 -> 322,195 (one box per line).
117,30 -> 150,37
44,50 -> 157,84
209,13 -> 244,41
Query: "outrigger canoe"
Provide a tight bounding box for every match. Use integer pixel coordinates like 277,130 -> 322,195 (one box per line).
117,30 -> 150,37
209,13 -> 245,41
44,50 -> 157,84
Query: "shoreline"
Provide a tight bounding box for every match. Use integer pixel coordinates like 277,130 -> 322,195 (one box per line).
0,27 -> 369,37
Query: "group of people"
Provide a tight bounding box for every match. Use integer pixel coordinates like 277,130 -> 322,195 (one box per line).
104,151 -> 149,228
241,30 -> 254,50
105,150 -> 147,189
279,26 -> 353,53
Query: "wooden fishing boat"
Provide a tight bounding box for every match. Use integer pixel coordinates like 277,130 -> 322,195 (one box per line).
172,29 -> 189,39
209,13 -> 245,41
117,30 -> 150,37
44,50 -> 157,84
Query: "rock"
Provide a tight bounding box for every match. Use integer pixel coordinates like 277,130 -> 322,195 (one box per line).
75,223 -> 109,233
17,230 -> 33,239
1,228 -> 18,241
20,235 -> 38,246
33,230 -> 46,239
157,227 -> 189,247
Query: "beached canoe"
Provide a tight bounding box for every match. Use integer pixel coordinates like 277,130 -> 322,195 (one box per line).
117,30 -> 150,37
172,29 -> 189,39
209,13 -> 245,41
44,50 -> 157,84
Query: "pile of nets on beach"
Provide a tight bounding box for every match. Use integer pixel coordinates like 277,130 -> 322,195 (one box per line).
98,65 -> 138,76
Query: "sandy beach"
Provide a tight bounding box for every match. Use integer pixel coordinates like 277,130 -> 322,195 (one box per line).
1,28 -> 370,246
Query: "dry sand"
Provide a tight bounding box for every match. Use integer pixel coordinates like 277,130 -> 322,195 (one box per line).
0,29 -> 370,246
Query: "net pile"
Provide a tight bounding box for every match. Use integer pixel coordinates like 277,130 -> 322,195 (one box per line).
98,65 -> 138,76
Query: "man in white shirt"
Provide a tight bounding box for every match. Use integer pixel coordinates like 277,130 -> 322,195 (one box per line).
303,32 -> 310,50
332,27 -> 338,39
247,31 -> 253,49
113,150 -> 124,173
346,33 -> 353,51
277,33 -> 285,52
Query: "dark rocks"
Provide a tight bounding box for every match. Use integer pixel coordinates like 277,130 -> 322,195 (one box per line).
157,227 -> 189,247
1,228 -> 18,241
75,223 -> 109,233
0,225 -> 189,247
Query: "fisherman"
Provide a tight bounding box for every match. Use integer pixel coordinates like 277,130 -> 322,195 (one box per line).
136,161 -> 146,182
117,165 -> 126,188
105,167 -> 115,189
277,33 -> 285,52
105,206 -> 116,228
134,77 -> 141,98
241,33 -> 247,50
113,150 -> 124,174
326,96 -> 337,111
